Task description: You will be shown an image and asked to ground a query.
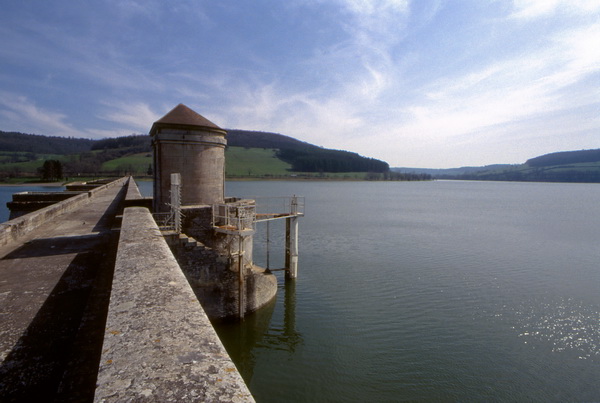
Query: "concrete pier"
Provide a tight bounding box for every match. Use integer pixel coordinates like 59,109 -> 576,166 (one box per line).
95,207 -> 253,402
0,178 -> 128,401
0,177 -> 254,402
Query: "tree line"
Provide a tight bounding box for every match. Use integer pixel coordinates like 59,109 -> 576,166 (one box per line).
91,135 -> 151,152
277,148 -> 389,173
439,166 -> 600,183
2,129 -> 406,179
526,149 -> 600,167
228,129 -> 390,173
366,171 -> 432,181
0,130 -> 93,154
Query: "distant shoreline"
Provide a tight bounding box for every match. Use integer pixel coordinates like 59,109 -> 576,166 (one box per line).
0,182 -> 65,187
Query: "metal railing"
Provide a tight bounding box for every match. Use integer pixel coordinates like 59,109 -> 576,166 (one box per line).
212,200 -> 256,234
253,196 -> 305,222
211,196 -> 304,232
153,212 -> 176,231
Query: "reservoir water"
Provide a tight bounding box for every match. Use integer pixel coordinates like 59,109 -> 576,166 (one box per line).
0,185 -> 64,223
216,180 -> 600,402
3,180 -> 599,401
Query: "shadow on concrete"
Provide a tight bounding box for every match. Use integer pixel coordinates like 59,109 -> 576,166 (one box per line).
0,231 -> 118,403
0,184 -> 127,402
2,234 -> 104,259
94,183 -> 128,232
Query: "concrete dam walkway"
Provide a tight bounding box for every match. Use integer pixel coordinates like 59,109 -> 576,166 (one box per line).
0,178 -> 253,402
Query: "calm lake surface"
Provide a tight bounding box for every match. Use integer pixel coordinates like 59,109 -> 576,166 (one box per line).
0,185 -> 64,222
216,180 -> 600,402
3,180 -> 599,401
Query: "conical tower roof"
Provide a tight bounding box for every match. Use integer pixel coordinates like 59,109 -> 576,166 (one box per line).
150,104 -> 223,135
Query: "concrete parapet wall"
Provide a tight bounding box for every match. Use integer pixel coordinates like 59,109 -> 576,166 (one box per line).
0,177 -> 128,248
87,177 -> 129,196
124,177 -> 143,200
122,177 -> 153,210
95,207 -> 253,402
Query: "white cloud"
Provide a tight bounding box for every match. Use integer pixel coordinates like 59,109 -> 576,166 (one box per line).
511,0 -> 600,19
201,1 -> 600,167
555,23 -> 600,77
2,1 -> 598,167
0,92 -> 81,137
0,92 -> 160,139
337,0 -> 410,47
341,0 -> 409,22
98,102 -> 161,132
393,18 -> 600,139
511,0 -> 561,18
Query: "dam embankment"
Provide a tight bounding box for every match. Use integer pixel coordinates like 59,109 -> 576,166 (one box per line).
0,177 -> 253,402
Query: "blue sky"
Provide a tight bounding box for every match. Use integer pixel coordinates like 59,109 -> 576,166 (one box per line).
1,0 -> 599,168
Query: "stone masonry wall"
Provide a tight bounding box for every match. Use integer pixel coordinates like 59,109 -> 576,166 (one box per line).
166,233 -> 277,320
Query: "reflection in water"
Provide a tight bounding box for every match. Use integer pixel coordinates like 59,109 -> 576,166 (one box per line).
509,297 -> 600,360
214,277 -> 303,383
213,296 -> 276,383
257,280 -> 302,353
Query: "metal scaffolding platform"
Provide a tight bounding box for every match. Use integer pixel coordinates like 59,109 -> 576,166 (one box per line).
211,196 -> 304,279
211,196 -> 304,232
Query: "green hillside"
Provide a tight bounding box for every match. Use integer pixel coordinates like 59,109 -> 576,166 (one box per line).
4,129 -> 598,183
462,161 -> 600,182
228,129 -> 389,173
0,130 -> 397,181
428,149 -> 600,183
0,130 -> 389,179
225,147 -> 292,177
101,152 -> 152,175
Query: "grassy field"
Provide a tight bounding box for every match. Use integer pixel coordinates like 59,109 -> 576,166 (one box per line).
102,147 -> 298,177
0,152 -> 64,172
97,147 -> 295,177
1,147 -> 296,179
0,146 -> 387,182
101,152 -> 152,174
225,147 -> 292,176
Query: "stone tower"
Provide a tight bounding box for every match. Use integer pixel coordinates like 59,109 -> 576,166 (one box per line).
150,104 -> 278,320
150,104 -> 226,212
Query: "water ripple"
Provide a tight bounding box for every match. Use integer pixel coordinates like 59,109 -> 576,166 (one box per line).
510,298 -> 600,360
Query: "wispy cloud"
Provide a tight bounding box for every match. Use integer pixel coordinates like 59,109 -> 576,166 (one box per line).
511,0 -> 600,19
389,24 -> 598,143
0,92 -> 158,139
98,102 -> 161,132
340,0 -> 410,33
0,92 -> 81,137
1,1 -> 598,166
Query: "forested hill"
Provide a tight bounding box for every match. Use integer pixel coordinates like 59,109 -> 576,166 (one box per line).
414,148 -> 600,183
526,149 -> 600,167
1,129 -> 389,175
0,131 -> 94,154
228,129 -> 389,173
227,129 -> 307,149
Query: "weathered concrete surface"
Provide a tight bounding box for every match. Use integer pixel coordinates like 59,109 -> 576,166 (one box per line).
95,207 -> 254,402
122,178 -> 153,210
0,177 -> 128,248
7,191 -> 86,220
0,178 -> 128,402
